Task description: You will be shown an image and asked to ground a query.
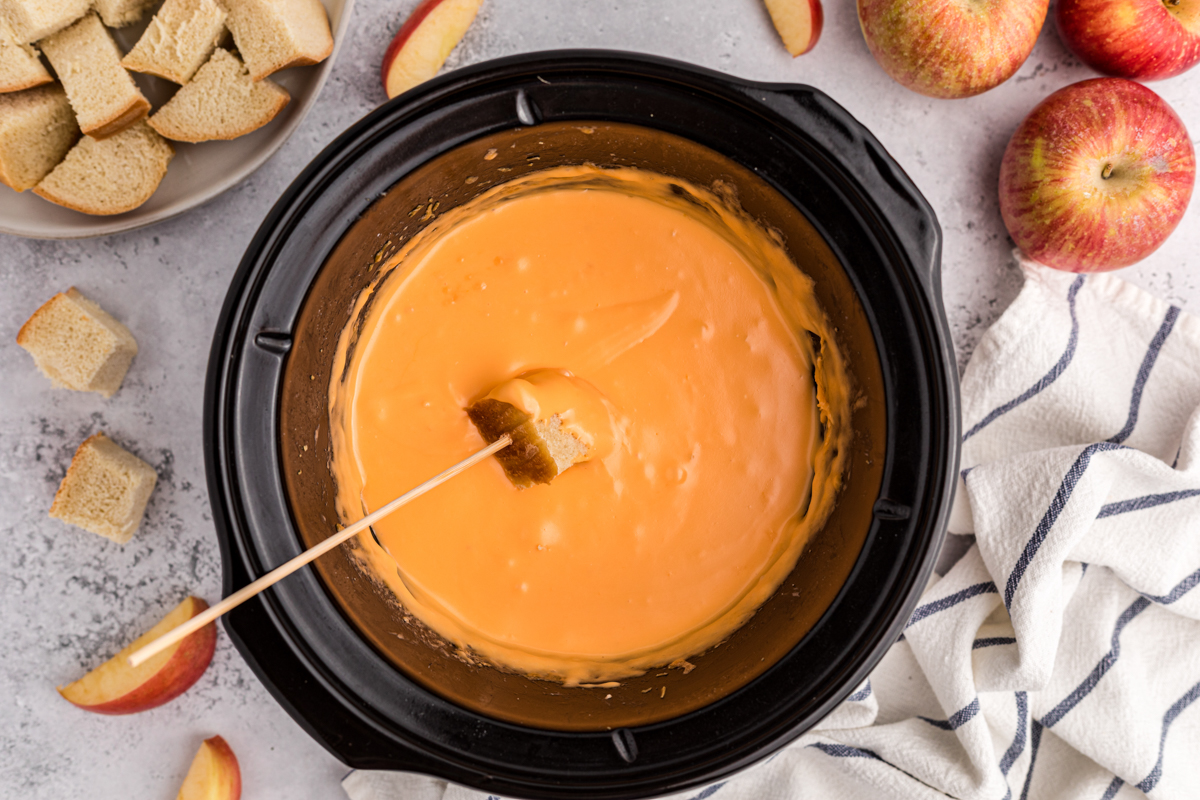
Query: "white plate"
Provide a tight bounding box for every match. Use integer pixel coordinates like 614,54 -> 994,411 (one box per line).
0,0 -> 353,240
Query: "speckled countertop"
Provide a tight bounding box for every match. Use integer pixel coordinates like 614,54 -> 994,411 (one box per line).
2,2 -> 1198,798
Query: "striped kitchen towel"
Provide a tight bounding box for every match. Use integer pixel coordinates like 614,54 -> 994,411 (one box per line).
343,256 -> 1200,800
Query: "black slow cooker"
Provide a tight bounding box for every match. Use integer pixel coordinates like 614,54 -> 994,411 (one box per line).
205,51 -> 958,799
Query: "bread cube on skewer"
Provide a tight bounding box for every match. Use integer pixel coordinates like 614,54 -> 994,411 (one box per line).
467,369 -> 616,488
468,399 -> 589,488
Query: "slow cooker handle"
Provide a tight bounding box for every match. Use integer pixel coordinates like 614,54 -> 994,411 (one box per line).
744,84 -> 944,303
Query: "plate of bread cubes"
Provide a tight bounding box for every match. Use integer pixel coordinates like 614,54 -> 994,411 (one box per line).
0,0 -> 350,238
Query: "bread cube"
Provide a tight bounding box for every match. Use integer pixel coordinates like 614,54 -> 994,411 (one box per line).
0,0 -> 89,44
224,0 -> 332,82
122,0 -> 227,84
93,0 -> 160,28
0,17 -> 51,93
50,433 -> 157,544
0,84 -> 79,191
34,120 -> 174,215
40,12 -> 151,138
467,399 -> 590,488
17,287 -> 138,396
149,48 -> 288,142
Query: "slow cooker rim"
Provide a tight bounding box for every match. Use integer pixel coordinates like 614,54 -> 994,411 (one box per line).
204,49 -> 960,799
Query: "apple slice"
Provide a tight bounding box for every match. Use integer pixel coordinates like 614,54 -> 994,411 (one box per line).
58,595 -> 217,715
381,0 -> 484,99
764,0 -> 824,56
178,736 -> 242,800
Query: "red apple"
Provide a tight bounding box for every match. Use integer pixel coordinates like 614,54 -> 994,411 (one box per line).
1056,0 -> 1200,81
58,596 -> 217,714
857,0 -> 1050,98
177,736 -> 242,800
999,78 -> 1195,273
764,0 -> 824,56
381,0 -> 483,99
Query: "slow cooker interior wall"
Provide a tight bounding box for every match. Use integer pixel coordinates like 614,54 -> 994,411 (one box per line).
279,121 -> 886,731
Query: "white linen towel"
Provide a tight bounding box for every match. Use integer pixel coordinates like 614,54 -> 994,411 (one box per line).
344,256 -> 1200,800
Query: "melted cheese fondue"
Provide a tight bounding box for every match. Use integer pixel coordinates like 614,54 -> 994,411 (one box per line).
329,165 -> 851,684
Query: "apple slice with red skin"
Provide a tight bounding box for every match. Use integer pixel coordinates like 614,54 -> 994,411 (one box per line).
999,78 -> 1195,273
764,0 -> 824,56
381,0 -> 483,99
58,596 -> 217,715
1056,0 -> 1200,81
178,736 -> 242,800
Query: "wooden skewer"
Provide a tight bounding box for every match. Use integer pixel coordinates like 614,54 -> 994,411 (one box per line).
128,434 -> 513,668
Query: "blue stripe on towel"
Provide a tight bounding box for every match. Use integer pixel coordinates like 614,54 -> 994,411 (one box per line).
1108,306 -> 1180,444
919,697 -> 980,731
1136,679 -> 1200,793
963,276 -> 1086,442
808,742 -> 884,761
1097,489 -> 1200,518
1004,442 -> 1124,610
908,582 -> 998,628
686,781 -> 726,800
847,680 -> 872,702
1018,721 -> 1043,800
999,692 -> 1029,800
1144,567 -> 1200,605
1042,598 -> 1151,728
1099,777 -> 1124,800
919,717 -> 954,731
974,636 -> 1017,650
1000,692 -> 1029,777
810,743 -> 956,797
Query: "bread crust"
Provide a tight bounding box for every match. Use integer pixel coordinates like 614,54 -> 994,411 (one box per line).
246,44 -> 330,83
0,70 -> 52,93
82,95 -> 150,139
148,91 -> 287,141
15,291 -> 63,347
33,168 -> 164,215
48,432 -> 105,520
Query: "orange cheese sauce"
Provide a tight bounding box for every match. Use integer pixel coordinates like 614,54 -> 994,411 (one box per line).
329,166 -> 850,684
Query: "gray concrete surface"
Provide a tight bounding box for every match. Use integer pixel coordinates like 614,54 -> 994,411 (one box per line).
2,1 -> 1198,798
